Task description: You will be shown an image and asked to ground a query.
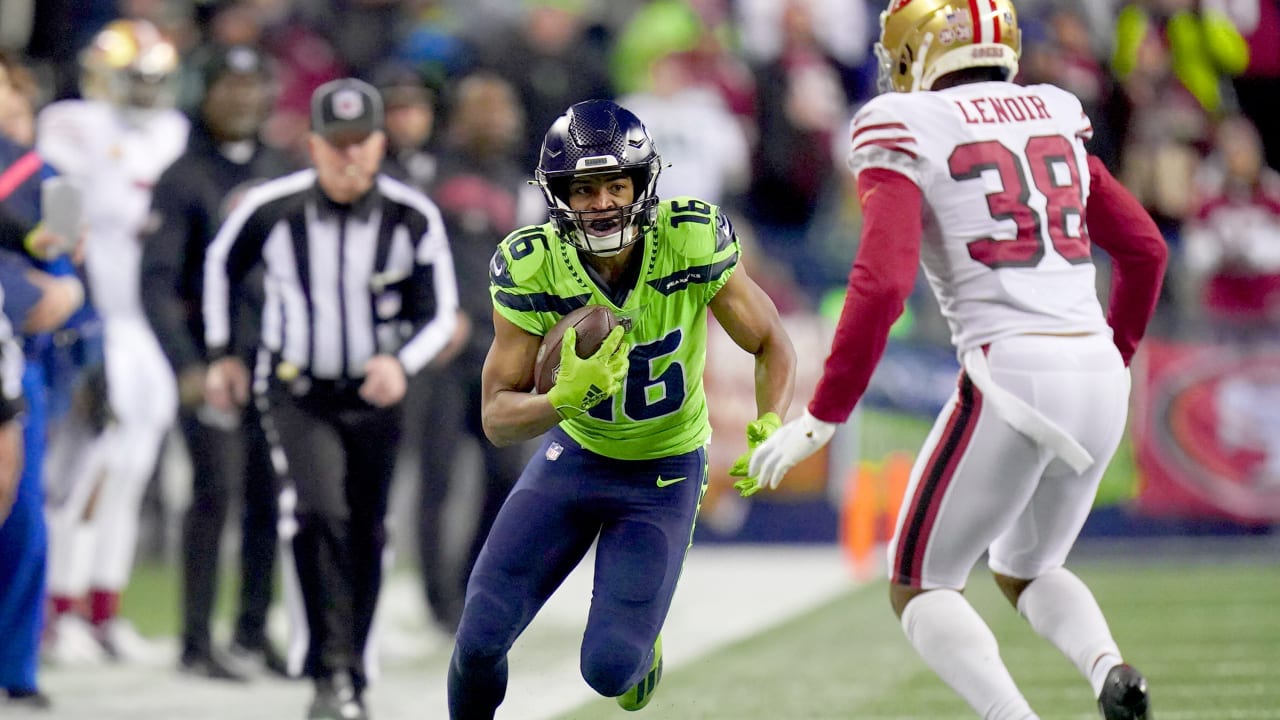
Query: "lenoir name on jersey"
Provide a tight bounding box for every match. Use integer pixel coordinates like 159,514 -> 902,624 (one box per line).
953,93 -> 1052,124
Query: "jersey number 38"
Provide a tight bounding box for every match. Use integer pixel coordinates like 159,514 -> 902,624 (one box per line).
950,134 -> 1092,269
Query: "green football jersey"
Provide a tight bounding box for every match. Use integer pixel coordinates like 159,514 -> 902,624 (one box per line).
489,197 -> 740,460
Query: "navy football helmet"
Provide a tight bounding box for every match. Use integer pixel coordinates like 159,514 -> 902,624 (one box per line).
535,100 -> 662,256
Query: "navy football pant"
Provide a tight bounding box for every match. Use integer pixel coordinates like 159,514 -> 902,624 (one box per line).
448,427 -> 706,720
0,365 -> 48,694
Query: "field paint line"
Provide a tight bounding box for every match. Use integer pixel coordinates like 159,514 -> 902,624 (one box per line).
498,543 -> 859,720
23,544 -> 858,720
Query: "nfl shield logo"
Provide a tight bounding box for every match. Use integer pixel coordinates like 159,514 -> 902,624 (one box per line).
545,442 -> 563,461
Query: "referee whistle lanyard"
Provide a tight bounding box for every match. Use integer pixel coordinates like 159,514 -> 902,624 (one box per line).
960,347 -> 1094,474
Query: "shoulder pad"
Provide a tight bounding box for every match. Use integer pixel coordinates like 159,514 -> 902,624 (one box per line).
848,95 -> 923,186
492,224 -> 554,286
658,197 -> 725,258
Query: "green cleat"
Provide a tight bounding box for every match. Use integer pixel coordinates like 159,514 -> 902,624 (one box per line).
617,635 -> 663,712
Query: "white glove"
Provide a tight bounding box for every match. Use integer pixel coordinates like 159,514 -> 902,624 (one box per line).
747,410 -> 838,491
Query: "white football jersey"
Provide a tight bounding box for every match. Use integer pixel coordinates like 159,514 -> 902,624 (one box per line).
847,81 -> 1110,355
37,100 -> 189,319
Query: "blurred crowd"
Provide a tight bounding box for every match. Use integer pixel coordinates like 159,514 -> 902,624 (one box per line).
0,0 -> 1278,704
5,0 -> 1280,326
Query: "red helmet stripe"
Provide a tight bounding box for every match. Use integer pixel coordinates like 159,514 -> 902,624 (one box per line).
988,0 -> 1001,43
967,0 -> 983,42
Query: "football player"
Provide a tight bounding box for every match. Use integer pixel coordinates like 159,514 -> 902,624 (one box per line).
446,100 -> 796,718
37,18 -> 189,662
740,1 -> 1167,719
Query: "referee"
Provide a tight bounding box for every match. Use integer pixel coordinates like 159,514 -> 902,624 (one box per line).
202,78 -> 459,720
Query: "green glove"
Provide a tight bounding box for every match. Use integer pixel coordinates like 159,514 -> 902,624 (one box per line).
729,411 -> 781,497
546,325 -> 630,418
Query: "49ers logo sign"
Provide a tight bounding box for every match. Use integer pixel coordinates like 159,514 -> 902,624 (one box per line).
1134,340 -> 1280,522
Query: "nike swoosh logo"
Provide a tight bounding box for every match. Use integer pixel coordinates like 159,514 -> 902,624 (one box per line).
655,475 -> 686,488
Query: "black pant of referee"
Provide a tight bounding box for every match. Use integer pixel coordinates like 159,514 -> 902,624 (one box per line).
263,375 -> 401,695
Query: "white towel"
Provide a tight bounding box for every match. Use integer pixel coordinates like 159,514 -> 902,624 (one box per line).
961,347 -> 1094,474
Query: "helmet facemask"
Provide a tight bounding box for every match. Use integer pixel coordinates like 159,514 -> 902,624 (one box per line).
539,166 -> 660,257
535,100 -> 663,257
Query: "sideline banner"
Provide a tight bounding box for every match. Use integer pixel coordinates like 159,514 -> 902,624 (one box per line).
1133,339 -> 1280,523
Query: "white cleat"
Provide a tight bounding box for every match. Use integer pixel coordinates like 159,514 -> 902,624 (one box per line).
94,618 -> 169,666
43,614 -> 108,666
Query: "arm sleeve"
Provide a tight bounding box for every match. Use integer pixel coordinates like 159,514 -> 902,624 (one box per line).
1085,155 -> 1169,365
141,172 -> 202,373
808,168 -> 922,423
203,194 -> 269,361
396,200 -> 459,375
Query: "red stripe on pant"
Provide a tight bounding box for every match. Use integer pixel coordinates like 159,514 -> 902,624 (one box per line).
893,374 -> 983,586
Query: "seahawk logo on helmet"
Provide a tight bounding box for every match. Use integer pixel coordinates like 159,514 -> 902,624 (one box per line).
535,100 -> 663,257
875,0 -> 1022,93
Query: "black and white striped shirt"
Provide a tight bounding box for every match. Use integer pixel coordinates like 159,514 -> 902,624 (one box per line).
203,169 -> 458,380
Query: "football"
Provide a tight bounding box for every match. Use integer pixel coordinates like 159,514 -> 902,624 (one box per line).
534,305 -> 621,394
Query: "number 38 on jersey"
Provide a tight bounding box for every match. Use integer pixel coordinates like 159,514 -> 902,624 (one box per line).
950,134 -> 1092,269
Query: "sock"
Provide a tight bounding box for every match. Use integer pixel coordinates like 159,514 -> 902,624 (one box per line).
50,595 -> 78,617
901,589 -> 1037,720
89,589 -> 120,626
1016,567 -> 1122,697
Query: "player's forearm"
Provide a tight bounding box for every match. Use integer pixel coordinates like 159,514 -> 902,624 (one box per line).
481,390 -> 562,446
753,329 -> 796,420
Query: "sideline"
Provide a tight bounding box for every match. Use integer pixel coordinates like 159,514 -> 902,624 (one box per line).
21,545 -> 857,720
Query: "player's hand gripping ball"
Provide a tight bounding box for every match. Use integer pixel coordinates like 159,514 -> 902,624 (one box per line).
537,305 -> 629,417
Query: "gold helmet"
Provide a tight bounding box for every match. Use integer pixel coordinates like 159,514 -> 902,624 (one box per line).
875,0 -> 1021,93
80,19 -> 179,109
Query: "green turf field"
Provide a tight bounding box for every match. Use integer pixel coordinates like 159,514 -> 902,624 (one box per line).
557,559 -> 1280,719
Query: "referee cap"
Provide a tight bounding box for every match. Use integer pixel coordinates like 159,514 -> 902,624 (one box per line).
311,77 -> 383,146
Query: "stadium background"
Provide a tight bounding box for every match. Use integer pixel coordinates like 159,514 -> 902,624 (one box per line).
2,0 -> 1279,717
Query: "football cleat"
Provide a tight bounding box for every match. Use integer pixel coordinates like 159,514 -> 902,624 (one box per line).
228,639 -> 293,678
307,671 -> 367,720
1098,663 -> 1151,720
4,688 -> 53,709
43,614 -> 107,666
617,635 -> 663,712
95,618 -> 167,665
179,648 -> 250,682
